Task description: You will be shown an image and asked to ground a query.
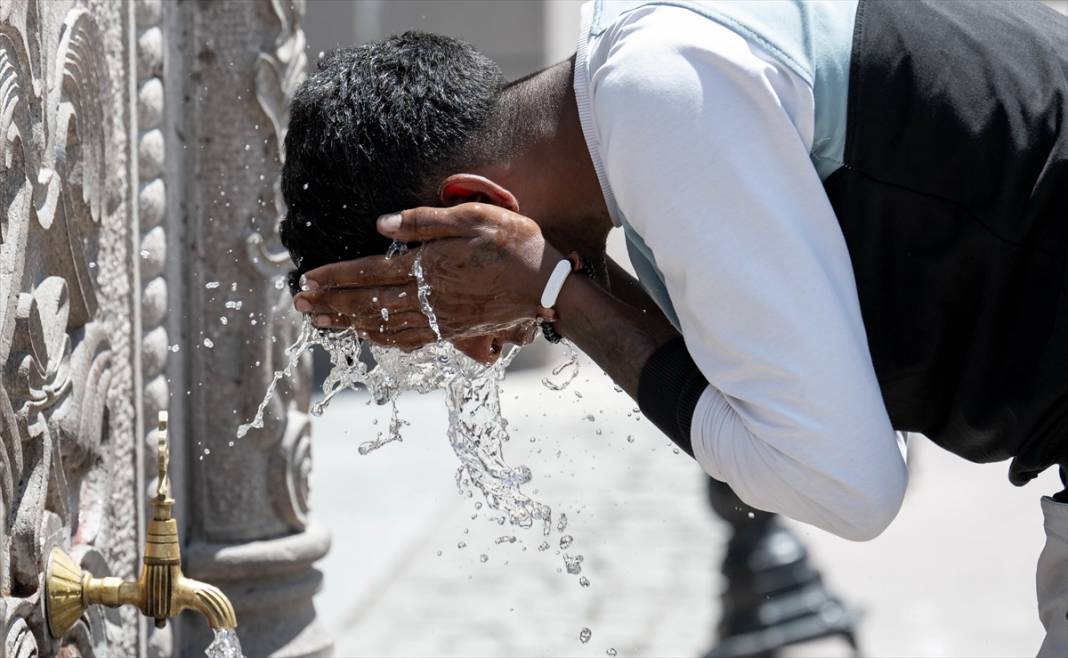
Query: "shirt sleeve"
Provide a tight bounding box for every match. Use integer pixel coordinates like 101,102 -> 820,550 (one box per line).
588,7 -> 908,541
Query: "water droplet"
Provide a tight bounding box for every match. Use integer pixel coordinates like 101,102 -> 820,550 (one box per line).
220,317 -> 229,326
479,554 -> 488,563
579,576 -> 590,588
457,541 -> 466,549
626,435 -> 635,443
747,511 -> 755,519
140,249 -> 150,258
563,553 -> 584,575
302,182 -> 309,190
203,338 -> 214,348
579,628 -> 592,644
607,649 -> 617,657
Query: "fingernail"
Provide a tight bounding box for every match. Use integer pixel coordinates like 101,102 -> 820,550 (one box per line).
377,212 -> 402,232
299,274 -> 319,292
315,314 -> 333,327
294,298 -> 311,313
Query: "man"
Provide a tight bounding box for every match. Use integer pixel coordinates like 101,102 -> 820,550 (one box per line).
283,1 -> 1068,654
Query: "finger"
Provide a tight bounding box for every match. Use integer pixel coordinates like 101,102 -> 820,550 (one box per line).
349,310 -> 429,335
363,325 -> 439,352
309,308 -> 436,349
312,312 -> 351,330
294,284 -> 418,318
377,204 -> 490,242
301,252 -> 416,292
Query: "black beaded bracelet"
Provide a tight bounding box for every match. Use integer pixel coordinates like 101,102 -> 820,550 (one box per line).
541,321 -> 564,343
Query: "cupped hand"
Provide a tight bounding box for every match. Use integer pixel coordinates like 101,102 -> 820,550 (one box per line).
292,203 -> 562,361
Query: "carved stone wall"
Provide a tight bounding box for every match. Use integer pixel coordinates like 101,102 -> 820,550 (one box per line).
1,0 -> 327,656
0,0 -> 142,655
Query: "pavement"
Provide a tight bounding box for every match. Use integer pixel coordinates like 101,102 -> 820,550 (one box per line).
309,347 -> 1061,658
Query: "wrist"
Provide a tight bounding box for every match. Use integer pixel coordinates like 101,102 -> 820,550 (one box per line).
549,271 -> 592,338
529,237 -> 570,312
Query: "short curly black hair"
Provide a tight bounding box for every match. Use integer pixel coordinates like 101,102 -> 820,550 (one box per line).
280,32 -> 506,291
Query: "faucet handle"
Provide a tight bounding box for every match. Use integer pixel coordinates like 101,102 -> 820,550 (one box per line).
157,411 -> 170,500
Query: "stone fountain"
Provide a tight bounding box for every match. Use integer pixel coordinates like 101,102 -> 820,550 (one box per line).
0,0 -> 330,655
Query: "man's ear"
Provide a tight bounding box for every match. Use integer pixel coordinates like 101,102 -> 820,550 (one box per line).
438,174 -> 520,213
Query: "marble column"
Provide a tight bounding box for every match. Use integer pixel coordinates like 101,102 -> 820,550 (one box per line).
174,1 -> 331,655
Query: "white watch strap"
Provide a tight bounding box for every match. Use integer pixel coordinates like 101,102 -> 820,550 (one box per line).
540,259 -> 573,309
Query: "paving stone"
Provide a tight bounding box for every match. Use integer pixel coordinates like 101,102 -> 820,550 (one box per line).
312,356 -> 1059,657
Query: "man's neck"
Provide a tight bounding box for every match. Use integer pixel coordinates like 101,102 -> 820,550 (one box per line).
485,58 -> 613,260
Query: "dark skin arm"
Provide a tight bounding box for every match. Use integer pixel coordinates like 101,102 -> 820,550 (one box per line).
550,254 -> 680,396
293,203 -> 678,398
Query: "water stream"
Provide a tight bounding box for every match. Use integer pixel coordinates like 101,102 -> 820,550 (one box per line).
205,629 -> 243,658
238,246 -> 583,576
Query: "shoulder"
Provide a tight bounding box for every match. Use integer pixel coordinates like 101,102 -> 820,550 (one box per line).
587,5 -> 765,93
586,3 -> 813,131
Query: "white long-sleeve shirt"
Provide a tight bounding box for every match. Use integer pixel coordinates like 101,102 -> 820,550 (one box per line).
574,4 -> 909,541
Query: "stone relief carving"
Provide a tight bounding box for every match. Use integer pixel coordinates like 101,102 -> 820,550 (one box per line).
248,0 -> 307,273
136,1 -> 168,653
1,1 -> 329,654
248,0 -> 312,534
0,1 -> 139,655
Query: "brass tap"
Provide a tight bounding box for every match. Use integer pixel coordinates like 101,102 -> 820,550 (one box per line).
45,412 -> 238,637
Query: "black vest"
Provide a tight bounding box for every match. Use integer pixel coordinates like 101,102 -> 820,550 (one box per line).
824,0 -> 1068,485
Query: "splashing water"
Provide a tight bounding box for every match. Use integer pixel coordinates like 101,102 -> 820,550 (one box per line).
563,553 -> 584,575
205,629 -> 243,658
542,339 -> 579,390
238,246 -> 580,563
